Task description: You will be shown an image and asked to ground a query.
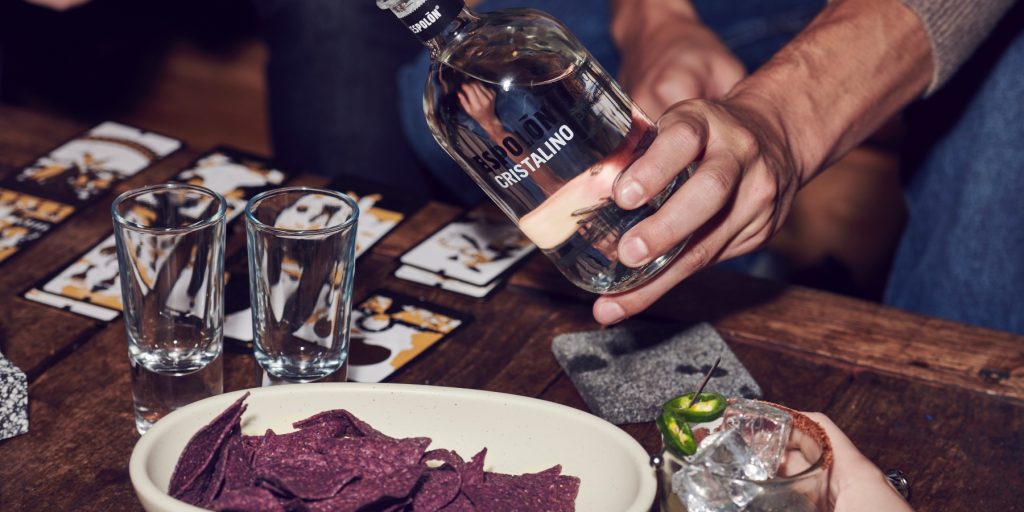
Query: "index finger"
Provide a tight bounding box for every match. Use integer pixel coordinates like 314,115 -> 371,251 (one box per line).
614,105 -> 709,210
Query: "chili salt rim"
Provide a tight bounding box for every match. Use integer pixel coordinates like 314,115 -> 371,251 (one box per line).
768,402 -> 835,471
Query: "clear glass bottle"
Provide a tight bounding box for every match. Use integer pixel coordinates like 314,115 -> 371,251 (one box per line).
380,0 -> 689,293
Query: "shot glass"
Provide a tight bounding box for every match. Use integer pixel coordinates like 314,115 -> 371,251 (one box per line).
244,187 -> 358,384
112,183 -> 227,435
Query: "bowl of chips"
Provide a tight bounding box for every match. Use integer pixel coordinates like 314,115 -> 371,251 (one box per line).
129,383 -> 656,511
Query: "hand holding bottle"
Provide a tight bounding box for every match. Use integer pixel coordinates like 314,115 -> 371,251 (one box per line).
593,96 -> 802,325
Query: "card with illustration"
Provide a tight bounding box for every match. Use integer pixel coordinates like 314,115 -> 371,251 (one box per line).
399,207 -> 535,287
174,148 -> 286,221
349,191 -> 406,258
3,121 -> 180,205
24,147 -> 283,321
348,291 -> 469,383
0,188 -> 76,264
328,176 -> 423,258
24,234 -> 122,320
394,264 -> 499,298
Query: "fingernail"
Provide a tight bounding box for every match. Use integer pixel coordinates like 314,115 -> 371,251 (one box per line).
619,180 -> 644,209
595,301 -> 626,325
620,237 -> 649,266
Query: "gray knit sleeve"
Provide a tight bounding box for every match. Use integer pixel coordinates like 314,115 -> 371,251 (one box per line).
901,0 -> 1017,95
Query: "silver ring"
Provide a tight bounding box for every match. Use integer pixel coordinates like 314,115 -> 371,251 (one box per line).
885,469 -> 911,500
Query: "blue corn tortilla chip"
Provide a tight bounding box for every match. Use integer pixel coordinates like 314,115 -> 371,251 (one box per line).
411,467 -> 462,512
169,393 -> 248,504
462,463 -> 579,512
199,428 -> 239,507
256,452 -> 360,500
307,436 -> 430,511
292,409 -> 388,439
212,487 -> 285,512
173,401 -> 579,511
222,434 -> 256,493
421,448 -> 466,470
438,493 -> 476,511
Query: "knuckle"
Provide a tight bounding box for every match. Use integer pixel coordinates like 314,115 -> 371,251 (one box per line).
637,215 -> 679,251
681,241 -> 715,274
663,120 -> 700,148
733,129 -> 759,159
693,166 -> 734,198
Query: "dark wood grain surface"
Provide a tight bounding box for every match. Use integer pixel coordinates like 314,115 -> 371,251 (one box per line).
0,104 -> 1022,511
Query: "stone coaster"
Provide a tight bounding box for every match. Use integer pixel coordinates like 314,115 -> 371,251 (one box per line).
552,322 -> 761,425
1,349 -> 29,441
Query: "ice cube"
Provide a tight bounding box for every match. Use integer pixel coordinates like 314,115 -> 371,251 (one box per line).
671,428 -> 765,511
723,399 -> 792,478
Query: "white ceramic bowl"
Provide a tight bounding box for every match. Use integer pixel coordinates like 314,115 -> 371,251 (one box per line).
129,383 -> 656,511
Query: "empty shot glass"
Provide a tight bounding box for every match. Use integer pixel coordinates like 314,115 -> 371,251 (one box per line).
244,187 -> 358,384
112,183 -> 226,434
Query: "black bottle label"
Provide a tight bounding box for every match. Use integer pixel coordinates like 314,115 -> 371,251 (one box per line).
397,0 -> 464,42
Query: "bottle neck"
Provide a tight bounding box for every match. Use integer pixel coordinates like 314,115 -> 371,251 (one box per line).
382,0 -> 475,59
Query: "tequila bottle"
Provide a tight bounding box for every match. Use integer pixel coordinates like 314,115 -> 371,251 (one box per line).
380,0 -> 689,293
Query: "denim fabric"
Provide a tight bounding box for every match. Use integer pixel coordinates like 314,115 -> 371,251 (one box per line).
396,0 -> 824,204
255,0 -> 432,194
886,3 -> 1024,334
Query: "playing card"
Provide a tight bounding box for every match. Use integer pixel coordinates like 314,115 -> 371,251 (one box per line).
399,207 -> 535,287
349,192 -> 405,258
22,288 -> 120,322
328,176 -> 423,258
551,322 -> 762,425
24,147 -> 284,321
0,188 -> 75,264
348,291 -> 469,383
4,121 -> 180,205
23,234 -> 123,319
394,264 -> 499,298
174,148 -> 286,221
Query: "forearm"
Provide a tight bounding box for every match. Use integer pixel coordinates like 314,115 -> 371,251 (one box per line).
610,0 -> 698,46
725,0 -> 932,184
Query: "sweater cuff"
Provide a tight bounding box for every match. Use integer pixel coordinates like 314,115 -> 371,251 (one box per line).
900,0 -> 1015,96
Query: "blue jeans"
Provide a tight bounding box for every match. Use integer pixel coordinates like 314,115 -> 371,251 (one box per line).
885,3 -> 1024,334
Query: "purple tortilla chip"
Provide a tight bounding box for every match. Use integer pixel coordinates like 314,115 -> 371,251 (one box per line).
172,399 -> 577,511
256,452 -> 360,500
212,487 -> 285,512
411,467 -> 462,512
460,449 -> 487,488
252,428 -> 325,473
421,449 -> 466,469
169,393 -> 249,504
223,434 -> 256,493
199,428 -> 240,506
305,437 -> 430,512
292,409 -> 389,439
463,464 -> 580,512
438,493 -> 476,512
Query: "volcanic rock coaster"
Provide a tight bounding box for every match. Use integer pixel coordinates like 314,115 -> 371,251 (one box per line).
552,322 -> 761,425
0,349 -> 28,441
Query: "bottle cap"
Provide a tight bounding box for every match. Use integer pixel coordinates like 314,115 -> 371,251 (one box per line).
379,0 -> 465,42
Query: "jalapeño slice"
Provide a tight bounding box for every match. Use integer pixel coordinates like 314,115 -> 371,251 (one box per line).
656,410 -> 697,456
664,392 -> 728,423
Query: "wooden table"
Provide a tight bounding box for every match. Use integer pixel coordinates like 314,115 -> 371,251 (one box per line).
0,104 -> 1021,511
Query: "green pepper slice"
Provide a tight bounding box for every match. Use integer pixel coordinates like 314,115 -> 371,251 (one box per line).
656,410 -> 697,457
663,392 -> 728,423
